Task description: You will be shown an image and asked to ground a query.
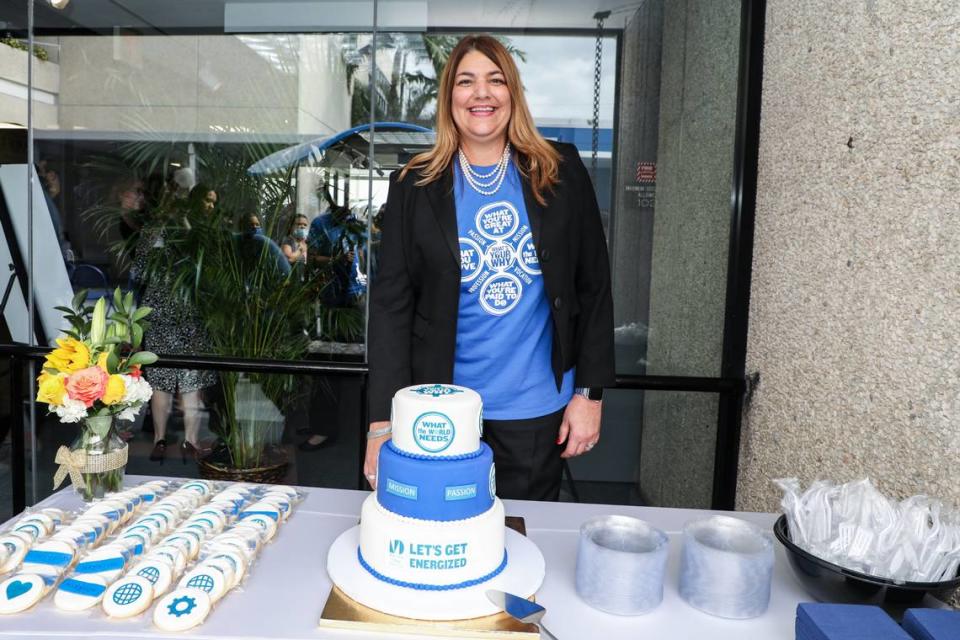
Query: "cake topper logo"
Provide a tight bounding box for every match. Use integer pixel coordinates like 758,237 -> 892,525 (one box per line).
412,412 -> 456,453
411,384 -> 463,398
489,463 -> 497,499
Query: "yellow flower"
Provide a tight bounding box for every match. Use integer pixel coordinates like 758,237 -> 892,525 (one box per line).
97,351 -> 110,372
101,374 -> 126,406
45,338 -> 90,373
36,372 -> 67,406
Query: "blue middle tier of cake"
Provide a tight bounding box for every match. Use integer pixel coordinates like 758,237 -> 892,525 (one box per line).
377,440 -> 495,521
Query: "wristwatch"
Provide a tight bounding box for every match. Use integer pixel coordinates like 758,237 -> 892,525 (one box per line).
574,387 -> 604,401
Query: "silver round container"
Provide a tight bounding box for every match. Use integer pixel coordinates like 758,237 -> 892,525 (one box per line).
678,515 -> 775,619
575,515 -> 669,615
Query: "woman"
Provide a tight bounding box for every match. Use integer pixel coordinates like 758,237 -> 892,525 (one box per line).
365,35 -> 615,501
132,210 -> 217,463
280,213 -> 310,268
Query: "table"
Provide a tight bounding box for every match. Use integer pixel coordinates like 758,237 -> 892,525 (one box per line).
0,475 -> 810,639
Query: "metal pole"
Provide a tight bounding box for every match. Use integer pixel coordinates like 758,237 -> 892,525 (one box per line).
26,0 -> 38,506
10,356 -> 26,514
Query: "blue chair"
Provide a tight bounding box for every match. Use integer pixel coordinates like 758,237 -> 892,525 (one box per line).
67,263 -> 112,308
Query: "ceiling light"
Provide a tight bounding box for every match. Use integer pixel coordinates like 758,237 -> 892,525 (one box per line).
49,0 -> 70,9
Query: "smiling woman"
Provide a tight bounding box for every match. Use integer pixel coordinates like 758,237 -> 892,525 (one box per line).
366,34 -> 615,502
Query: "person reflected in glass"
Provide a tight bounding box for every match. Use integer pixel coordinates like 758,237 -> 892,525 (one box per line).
132,207 -> 217,463
237,214 -> 291,278
365,35 -> 615,501
188,184 -> 218,215
113,175 -> 147,245
280,213 -> 310,275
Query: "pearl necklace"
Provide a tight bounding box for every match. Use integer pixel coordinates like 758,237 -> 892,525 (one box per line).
458,143 -> 511,196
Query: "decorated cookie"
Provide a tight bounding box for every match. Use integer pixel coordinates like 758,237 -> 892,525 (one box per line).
117,531 -> 150,557
242,501 -> 281,522
130,559 -> 174,595
17,513 -> 56,536
40,508 -> 66,526
49,528 -> 84,551
235,513 -> 278,542
102,575 -> 154,618
206,549 -> 246,588
259,495 -> 292,521
198,556 -> 236,592
165,532 -> 201,560
180,480 -> 213,496
73,515 -> 110,543
75,546 -> 128,582
208,536 -> 256,564
85,501 -> 125,533
54,574 -> 108,611
194,508 -> 229,528
146,546 -> 187,576
11,521 -> 43,542
263,485 -> 298,500
0,535 -> 29,574
0,573 -> 47,614
20,540 -> 76,577
124,522 -> 162,545
139,512 -> 173,534
179,566 -> 228,603
154,587 -> 212,631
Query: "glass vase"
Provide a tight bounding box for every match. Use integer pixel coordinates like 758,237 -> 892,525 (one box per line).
71,415 -> 126,501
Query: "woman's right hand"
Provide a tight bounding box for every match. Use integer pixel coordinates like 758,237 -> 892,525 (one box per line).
364,421 -> 391,490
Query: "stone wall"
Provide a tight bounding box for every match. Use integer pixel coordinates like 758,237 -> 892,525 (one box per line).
738,1 -> 960,512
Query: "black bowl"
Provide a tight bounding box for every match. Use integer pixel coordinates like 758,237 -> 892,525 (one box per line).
774,515 -> 960,617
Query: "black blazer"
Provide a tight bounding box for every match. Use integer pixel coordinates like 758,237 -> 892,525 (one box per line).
368,141 -> 615,422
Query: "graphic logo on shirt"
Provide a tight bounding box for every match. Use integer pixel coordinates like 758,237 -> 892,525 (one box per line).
412,412 -> 456,453
460,238 -> 484,282
460,201 -> 540,317
476,202 -> 519,240
480,273 -> 522,316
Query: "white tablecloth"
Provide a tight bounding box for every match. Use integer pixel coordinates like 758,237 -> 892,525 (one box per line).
0,475 -> 809,639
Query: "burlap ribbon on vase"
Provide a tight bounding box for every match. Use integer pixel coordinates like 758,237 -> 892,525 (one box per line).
52,444 -> 129,491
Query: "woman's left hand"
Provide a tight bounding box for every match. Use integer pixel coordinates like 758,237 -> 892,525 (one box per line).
557,396 -> 602,458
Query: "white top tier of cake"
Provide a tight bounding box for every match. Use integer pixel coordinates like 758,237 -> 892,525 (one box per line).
390,384 -> 483,457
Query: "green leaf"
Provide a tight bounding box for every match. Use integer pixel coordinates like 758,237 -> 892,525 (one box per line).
113,288 -> 124,314
132,306 -> 152,322
53,306 -> 74,315
106,347 -> 120,373
71,290 -> 86,311
124,292 -> 134,311
132,323 -> 143,349
103,336 -> 124,344
126,350 -> 157,367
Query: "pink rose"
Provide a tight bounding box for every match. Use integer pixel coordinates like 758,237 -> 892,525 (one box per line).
65,366 -> 110,408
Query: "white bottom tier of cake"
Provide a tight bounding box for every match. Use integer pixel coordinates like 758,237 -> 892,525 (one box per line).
327,525 -> 545,620
359,493 -> 506,588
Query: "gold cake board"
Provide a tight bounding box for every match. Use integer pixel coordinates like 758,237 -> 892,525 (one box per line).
319,517 -> 539,638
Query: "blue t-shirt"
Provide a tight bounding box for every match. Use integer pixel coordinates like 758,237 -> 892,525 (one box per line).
309,212 -> 367,298
452,160 -> 574,420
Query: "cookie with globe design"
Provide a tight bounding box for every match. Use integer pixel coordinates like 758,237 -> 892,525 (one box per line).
102,575 -> 154,618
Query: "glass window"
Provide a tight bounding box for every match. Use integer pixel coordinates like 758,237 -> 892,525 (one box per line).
2,0 -> 748,509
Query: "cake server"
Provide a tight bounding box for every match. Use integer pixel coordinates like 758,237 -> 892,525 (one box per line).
486,589 -> 558,640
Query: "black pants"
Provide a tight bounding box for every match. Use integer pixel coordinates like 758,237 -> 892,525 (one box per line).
482,408 -> 565,502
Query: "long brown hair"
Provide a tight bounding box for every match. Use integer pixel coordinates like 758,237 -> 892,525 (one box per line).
399,35 -> 560,205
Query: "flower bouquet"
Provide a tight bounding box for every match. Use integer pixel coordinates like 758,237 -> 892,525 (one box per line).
37,288 -> 157,501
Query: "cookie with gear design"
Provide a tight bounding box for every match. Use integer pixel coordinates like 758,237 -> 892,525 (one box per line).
154,588 -> 212,631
